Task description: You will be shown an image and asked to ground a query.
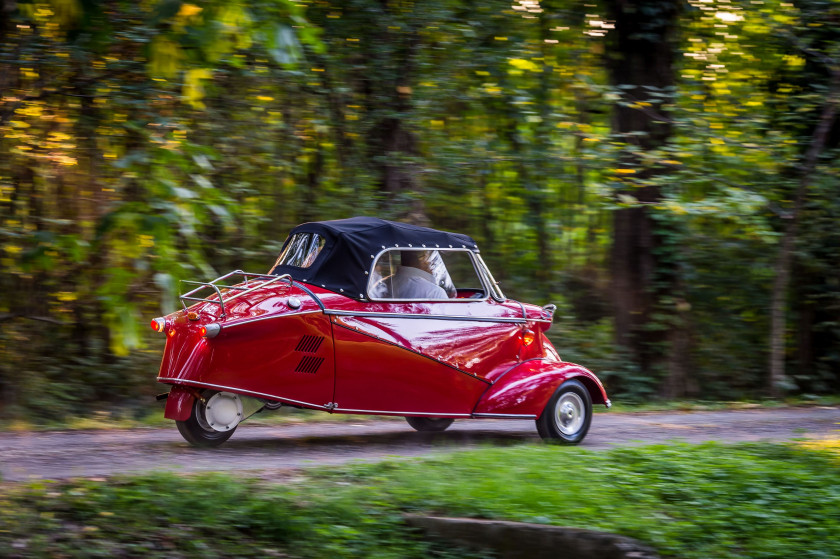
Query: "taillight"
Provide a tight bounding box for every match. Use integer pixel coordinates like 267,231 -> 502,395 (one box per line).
151,317 -> 167,333
200,323 -> 221,338
521,329 -> 536,346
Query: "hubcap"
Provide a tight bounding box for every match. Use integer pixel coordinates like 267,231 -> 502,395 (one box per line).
201,392 -> 243,432
554,392 -> 585,436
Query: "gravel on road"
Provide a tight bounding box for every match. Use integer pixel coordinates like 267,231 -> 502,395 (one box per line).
0,407 -> 837,482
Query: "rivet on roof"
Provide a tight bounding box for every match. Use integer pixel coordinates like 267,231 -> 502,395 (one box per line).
370,255 -> 374,258
364,271 -> 369,275
462,245 -> 466,248
422,244 -> 426,248
435,244 -> 439,247
340,289 -> 344,292
449,245 -> 452,248
408,244 -> 413,247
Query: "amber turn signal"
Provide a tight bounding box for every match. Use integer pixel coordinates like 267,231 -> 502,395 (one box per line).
151,317 -> 167,333
521,329 -> 536,346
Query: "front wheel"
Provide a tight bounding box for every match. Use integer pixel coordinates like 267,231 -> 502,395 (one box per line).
405,416 -> 454,432
176,391 -> 238,447
535,379 -> 592,444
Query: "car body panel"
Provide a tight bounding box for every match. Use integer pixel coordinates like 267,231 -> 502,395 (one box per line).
156,282 -> 600,417
334,314 -> 520,379
158,285 -> 336,410
473,360 -> 609,417
331,320 -> 488,415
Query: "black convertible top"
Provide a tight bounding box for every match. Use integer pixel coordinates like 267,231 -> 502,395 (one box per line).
270,217 -> 479,299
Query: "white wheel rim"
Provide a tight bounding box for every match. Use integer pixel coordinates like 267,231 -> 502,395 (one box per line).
202,393 -> 243,432
553,392 -> 585,436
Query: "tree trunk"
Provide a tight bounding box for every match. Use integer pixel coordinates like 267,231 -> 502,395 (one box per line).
603,0 -> 681,382
365,2 -> 426,225
768,67 -> 840,396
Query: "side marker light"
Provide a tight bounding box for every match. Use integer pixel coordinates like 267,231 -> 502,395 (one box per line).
151,317 -> 167,333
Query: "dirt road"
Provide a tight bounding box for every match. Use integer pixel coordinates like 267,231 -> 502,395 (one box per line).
1,407 -> 837,482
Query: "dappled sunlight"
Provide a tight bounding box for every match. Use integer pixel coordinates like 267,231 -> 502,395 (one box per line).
796,437 -> 840,461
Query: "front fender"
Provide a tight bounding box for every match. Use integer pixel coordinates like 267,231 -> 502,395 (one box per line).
473,360 -> 609,417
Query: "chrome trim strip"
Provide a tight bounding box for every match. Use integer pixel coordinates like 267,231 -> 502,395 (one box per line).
333,407 -> 472,417
472,413 -> 537,419
325,309 -> 543,324
156,378 -> 329,410
366,295 -> 489,303
221,310 -> 322,329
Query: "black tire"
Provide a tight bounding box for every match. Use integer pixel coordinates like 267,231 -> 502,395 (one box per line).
405,416 -> 454,432
535,379 -> 592,444
176,391 -> 237,447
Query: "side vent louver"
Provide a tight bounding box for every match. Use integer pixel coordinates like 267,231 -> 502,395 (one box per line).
295,355 -> 324,374
293,335 -> 325,374
295,335 -> 324,354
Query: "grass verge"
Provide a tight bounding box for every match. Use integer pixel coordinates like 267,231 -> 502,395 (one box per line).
1,441 -> 838,558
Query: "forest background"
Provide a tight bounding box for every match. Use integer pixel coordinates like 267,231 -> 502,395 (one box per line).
1,0 -> 838,423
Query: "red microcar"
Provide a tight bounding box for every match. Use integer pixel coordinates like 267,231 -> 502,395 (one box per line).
152,217 -> 610,446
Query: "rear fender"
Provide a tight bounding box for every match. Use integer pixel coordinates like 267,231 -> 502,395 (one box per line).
164,386 -> 197,421
473,360 -> 609,417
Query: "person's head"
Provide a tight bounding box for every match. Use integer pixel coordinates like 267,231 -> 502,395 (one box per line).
401,250 -> 429,271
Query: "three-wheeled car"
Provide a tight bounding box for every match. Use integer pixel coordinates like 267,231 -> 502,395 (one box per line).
152,217 -> 610,446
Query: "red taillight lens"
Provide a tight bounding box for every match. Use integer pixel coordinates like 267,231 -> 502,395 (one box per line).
522,329 -> 536,346
200,323 -> 221,338
151,317 -> 167,333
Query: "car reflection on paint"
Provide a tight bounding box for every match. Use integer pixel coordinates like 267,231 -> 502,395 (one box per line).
151,217 -> 610,447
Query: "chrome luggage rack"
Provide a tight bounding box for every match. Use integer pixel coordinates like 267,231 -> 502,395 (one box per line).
179,270 -> 292,318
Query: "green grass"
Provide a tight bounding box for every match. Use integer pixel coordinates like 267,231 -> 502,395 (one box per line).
1,441 -> 838,558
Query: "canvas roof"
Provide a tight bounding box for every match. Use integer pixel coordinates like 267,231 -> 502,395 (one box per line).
269,217 -> 479,299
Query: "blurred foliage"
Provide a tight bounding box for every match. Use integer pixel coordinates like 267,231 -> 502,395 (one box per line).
1,442 -> 838,557
0,0 -> 839,421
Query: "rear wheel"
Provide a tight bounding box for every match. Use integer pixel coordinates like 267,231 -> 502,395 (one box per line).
405,416 -> 454,432
176,391 -> 239,447
535,379 -> 592,444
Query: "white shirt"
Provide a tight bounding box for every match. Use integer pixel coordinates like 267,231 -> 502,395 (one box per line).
391,266 -> 448,300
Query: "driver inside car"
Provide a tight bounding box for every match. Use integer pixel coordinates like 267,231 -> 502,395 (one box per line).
391,250 -> 448,300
